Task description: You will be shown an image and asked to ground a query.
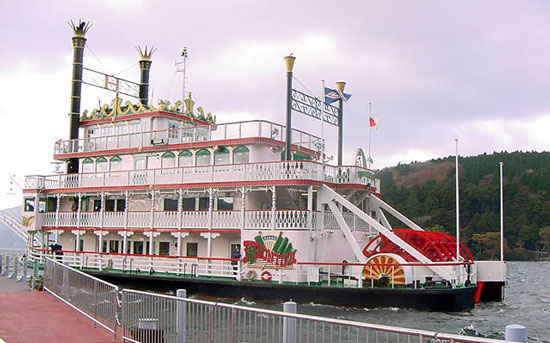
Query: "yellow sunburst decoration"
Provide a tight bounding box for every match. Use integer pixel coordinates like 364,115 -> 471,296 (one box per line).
363,254 -> 406,285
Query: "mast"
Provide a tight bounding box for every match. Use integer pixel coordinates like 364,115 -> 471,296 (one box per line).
176,47 -> 188,101
335,81 -> 346,166
455,138 -> 460,261
67,20 -> 91,174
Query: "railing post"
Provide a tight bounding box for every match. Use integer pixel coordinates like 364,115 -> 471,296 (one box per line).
505,324 -> 527,342
9,256 -> 16,279
177,289 -> 187,343
283,301 -> 297,343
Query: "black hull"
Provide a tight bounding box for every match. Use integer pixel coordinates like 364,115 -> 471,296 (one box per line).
89,271 -> 476,312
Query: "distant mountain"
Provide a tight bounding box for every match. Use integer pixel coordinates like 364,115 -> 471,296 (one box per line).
378,151 -> 550,261
0,206 -> 25,249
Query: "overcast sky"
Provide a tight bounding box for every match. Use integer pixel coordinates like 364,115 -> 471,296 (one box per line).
1,0 -> 549,209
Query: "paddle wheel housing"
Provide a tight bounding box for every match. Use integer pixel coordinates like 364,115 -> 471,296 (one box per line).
363,228 -> 474,263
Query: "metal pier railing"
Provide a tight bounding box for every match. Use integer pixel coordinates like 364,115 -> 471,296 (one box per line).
41,257 -> 513,343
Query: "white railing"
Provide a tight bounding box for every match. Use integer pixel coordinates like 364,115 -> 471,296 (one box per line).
54,120 -> 321,155
41,210 -> 318,230
25,161 -> 377,191
43,258 -> 119,340
121,288 -> 507,343
39,258 -> 502,343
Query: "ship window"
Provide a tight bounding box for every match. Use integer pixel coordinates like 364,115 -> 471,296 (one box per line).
158,242 -> 170,256
214,147 -> 230,165
96,157 -> 108,173
38,199 -> 46,213
186,242 -> 198,257
168,121 -> 179,139
24,197 -> 35,212
82,158 -> 94,173
106,199 -> 125,212
198,197 -> 209,211
195,149 -> 211,166
46,198 -> 57,212
233,146 -> 249,164
183,198 -> 195,211
178,150 -> 193,167
217,197 -> 234,211
109,240 -> 120,253
164,198 -> 178,211
133,241 -> 144,254
161,151 -> 176,169
134,156 -> 147,170
110,156 -> 122,172
93,199 -> 101,212
75,239 -> 84,252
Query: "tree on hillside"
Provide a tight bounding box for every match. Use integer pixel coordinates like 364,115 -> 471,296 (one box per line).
471,232 -> 504,260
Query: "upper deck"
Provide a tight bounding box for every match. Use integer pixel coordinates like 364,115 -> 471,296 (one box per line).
55,119 -> 320,159
25,161 -> 379,192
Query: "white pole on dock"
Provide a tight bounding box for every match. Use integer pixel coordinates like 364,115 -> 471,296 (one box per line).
455,139 -> 460,262
500,161 -> 504,261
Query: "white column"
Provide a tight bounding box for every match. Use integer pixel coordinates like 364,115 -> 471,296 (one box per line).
100,192 -> 105,228
76,230 -> 81,250
124,190 -> 129,230
240,187 -> 246,230
150,191 -> 155,230
271,186 -> 276,230
178,190 -> 183,229
55,194 -> 61,227
207,189 -> 214,260
307,185 -> 313,230
77,192 -> 82,228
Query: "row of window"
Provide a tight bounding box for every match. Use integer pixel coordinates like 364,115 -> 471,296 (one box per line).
27,196 -> 235,213
80,146 -> 250,172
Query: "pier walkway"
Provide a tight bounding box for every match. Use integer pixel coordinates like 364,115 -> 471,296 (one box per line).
0,276 -> 118,343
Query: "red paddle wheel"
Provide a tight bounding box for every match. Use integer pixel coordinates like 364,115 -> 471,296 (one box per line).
363,228 -> 473,262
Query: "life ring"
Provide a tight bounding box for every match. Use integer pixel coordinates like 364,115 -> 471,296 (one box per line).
261,270 -> 272,282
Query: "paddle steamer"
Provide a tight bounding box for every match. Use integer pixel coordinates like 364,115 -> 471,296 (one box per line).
20,21 -> 505,311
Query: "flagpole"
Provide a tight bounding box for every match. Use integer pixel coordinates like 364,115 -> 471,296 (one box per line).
500,161 -> 504,261
368,102 -> 372,169
455,138 -> 460,262
321,80 -> 326,179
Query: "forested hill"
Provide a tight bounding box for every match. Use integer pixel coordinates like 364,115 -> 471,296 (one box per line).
378,151 -> 550,260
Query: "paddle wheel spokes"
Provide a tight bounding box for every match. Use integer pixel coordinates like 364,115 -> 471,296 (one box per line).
362,228 -> 474,263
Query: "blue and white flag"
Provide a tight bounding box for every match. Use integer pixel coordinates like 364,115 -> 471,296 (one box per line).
324,87 -> 351,104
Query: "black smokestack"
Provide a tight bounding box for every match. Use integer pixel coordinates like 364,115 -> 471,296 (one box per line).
138,46 -> 155,105
67,20 -> 91,174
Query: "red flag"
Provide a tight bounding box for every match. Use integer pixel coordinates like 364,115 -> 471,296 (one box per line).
369,117 -> 377,128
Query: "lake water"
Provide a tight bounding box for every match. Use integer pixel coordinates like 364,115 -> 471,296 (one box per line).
227,262 -> 549,341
